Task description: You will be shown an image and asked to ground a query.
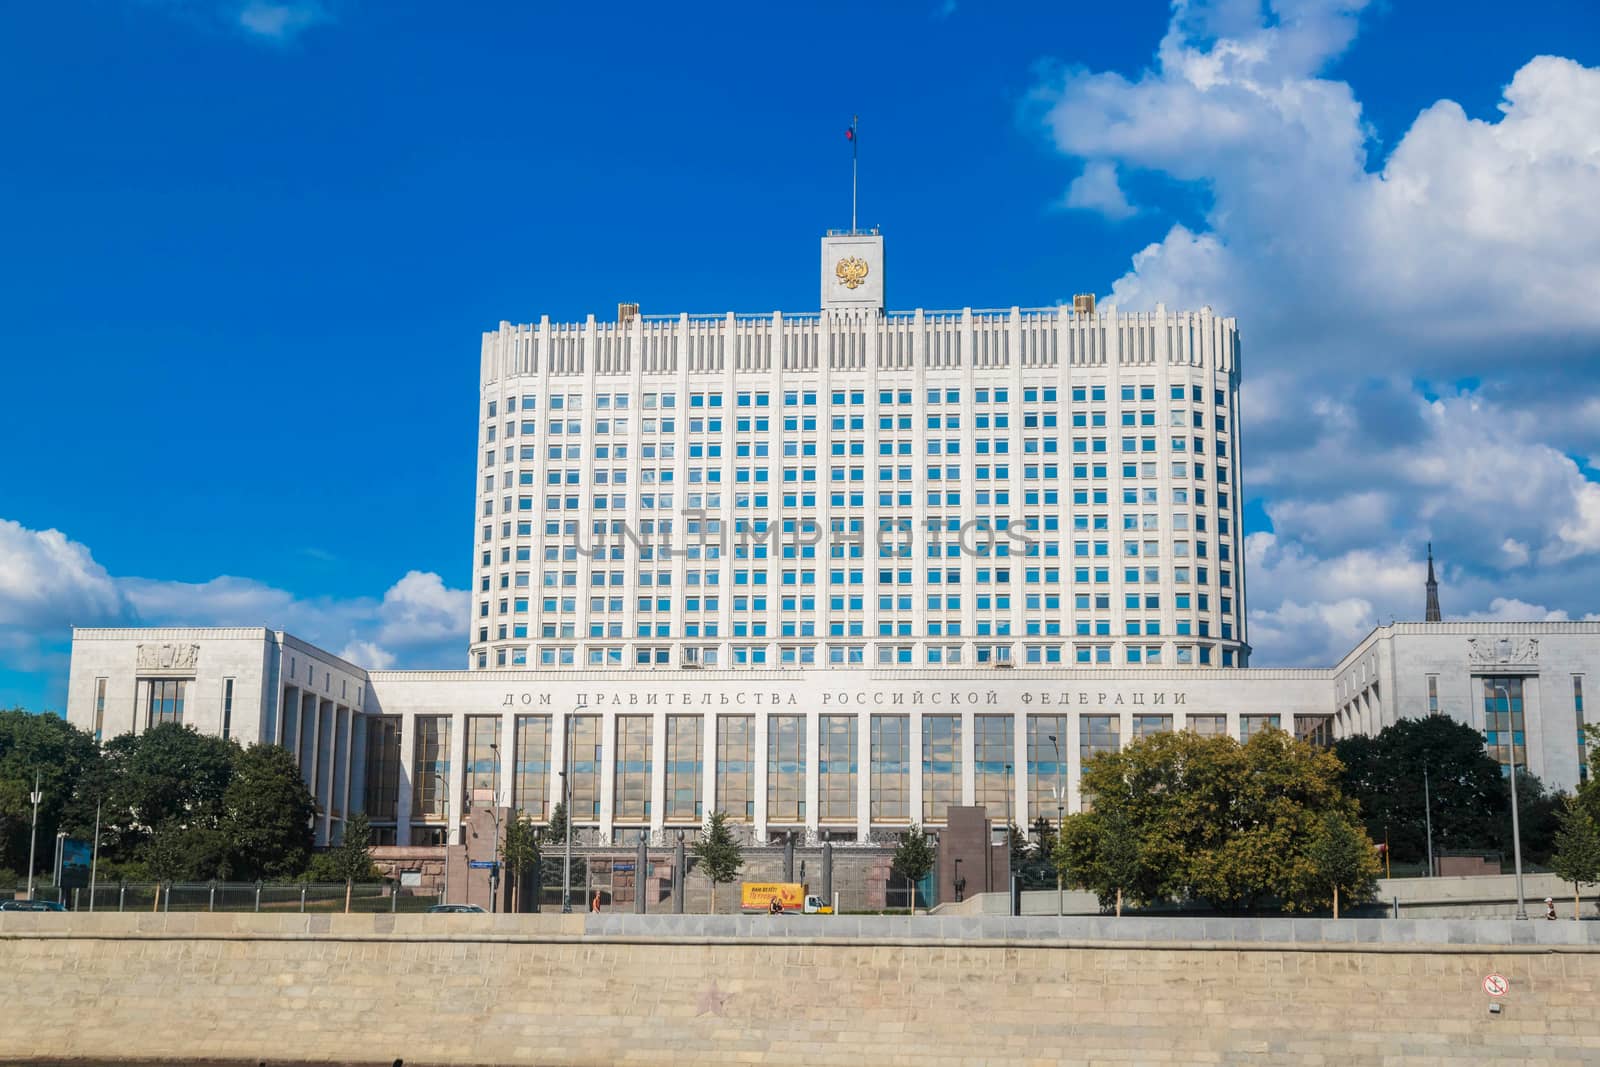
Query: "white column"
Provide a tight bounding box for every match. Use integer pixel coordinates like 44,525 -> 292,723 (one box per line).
447,712 -> 466,845
649,710 -> 668,838
856,708 -> 872,839
396,711 -> 416,846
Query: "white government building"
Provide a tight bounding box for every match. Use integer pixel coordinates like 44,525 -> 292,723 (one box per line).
65,231 -> 1598,848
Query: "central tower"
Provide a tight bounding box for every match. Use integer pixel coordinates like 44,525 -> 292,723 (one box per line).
820,229 -> 884,315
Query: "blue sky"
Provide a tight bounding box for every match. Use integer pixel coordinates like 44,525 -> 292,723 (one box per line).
3,0 -> 1599,710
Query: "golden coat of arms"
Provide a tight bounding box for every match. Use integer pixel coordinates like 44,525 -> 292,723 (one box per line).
835,256 -> 869,290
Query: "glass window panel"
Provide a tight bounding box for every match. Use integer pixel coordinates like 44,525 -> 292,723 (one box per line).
717,715 -> 754,821
1240,714 -> 1280,744
665,715 -> 703,822
1027,715 -> 1069,825
462,715 -> 500,809
819,715 -> 858,823
1186,714 -> 1226,736
921,715 -> 961,824
974,714 -> 1015,823
614,716 -> 653,821
363,716 -> 401,822
513,715 -> 551,819
564,714 -> 602,820
870,715 -> 909,822
767,714 -> 806,822
412,715 -> 451,820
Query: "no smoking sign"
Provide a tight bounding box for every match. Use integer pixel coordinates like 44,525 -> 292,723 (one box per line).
1483,973 -> 1510,997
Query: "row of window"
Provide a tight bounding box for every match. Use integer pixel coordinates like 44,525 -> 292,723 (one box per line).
368,709 -> 1287,827
475,640 -> 1242,669
486,384 -> 1231,418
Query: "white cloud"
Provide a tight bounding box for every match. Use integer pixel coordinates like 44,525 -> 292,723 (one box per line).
0,517 -> 465,689
1029,0 -> 1600,663
0,520 -> 122,631
1062,161 -> 1137,220
234,1 -> 330,40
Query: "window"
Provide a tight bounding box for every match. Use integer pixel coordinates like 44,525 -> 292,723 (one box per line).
717,716 -> 755,820
922,715 -> 961,824
870,716 -> 909,822
819,715 -> 858,822
1240,714 -> 1280,743
1576,676 -> 1588,784
563,714 -> 602,819
93,681 -> 108,748
144,679 -> 186,728
665,716 -> 703,821
768,715 -> 806,822
614,716 -> 653,822
974,715 -> 1014,819
411,716 -> 451,820
1027,716 -> 1069,825
1427,675 -> 1439,714
363,716 -> 402,821
1187,714 -> 1226,737
513,715 -> 551,819
1482,677 -> 1526,774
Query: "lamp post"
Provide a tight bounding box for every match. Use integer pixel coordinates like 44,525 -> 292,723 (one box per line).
1493,683 -> 1529,920
953,856 -> 964,903
1422,762 -> 1434,877
25,771 -> 41,901
1048,734 -> 1064,917
88,799 -> 102,913
435,771 -> 448,908
488,741 -> 502,914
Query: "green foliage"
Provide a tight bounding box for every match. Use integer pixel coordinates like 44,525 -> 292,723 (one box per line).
141,819 -> 231,882
1307,810 -> 1381,915
1058,808 -> 1144,909
101,723 -> 237,857
542,800 -> 569,846
223,744 -> 317,881
324,812 -> 380,884
501,817 -> 542,909
1334,714 -> 1565,865
1061,726 -> 1367,913
1551,800 -> 1600,894
0,708 -> 103,878
691,810 -> 744,909
890,824 -> 936,900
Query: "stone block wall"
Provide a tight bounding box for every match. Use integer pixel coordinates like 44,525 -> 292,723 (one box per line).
3,913 -> 1600,1065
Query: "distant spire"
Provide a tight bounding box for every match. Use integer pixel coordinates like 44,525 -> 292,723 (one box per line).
1424,543 -> 1442,622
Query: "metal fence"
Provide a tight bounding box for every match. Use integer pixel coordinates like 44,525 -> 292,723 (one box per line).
11,882 -> 443,913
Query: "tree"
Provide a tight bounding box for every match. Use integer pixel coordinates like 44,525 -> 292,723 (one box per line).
1551,800 -> 1600,921
101,723 -> 237,859
542,800 -> 569,847
223,744 -> 316,881
322,812 -> 379,912
1307,810 -> 1381,918
0,709 -> 103,880
890,824 -> 935,909
690,810 -> 743,913
1061,726 -> 1365,913
1335,715 -> 1510,866
501,817 -> 542,912
1058,808 -> 1142,914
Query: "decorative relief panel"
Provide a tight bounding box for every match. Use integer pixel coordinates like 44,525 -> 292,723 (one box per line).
136,643 -> 200,672
1467,637 -> 1539,668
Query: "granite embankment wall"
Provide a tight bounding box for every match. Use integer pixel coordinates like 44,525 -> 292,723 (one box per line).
4,912 -> 1600,1066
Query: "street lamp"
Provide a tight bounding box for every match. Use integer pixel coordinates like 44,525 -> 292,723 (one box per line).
25,771 -> 41,901
953,856 -> 964,903
1493,683 -> 1529,921
1048,734 -> 1064,917
432,771 -> 451,908
488,741 -> 502,914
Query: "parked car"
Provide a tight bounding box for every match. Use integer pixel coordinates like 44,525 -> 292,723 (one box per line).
0,899 -> 68,912
424,903 -> 486,913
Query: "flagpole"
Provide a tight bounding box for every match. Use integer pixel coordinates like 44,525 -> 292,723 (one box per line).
851,114 -> 858,234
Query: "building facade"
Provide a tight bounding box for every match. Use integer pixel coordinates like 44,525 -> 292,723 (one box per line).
469,233 -> 1249,674
60,231 -> 1599,849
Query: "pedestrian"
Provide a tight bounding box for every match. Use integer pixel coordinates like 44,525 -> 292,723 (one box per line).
1545,897 -> 1557,921
592,890 -> 601,913
769,895 -> 783,916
